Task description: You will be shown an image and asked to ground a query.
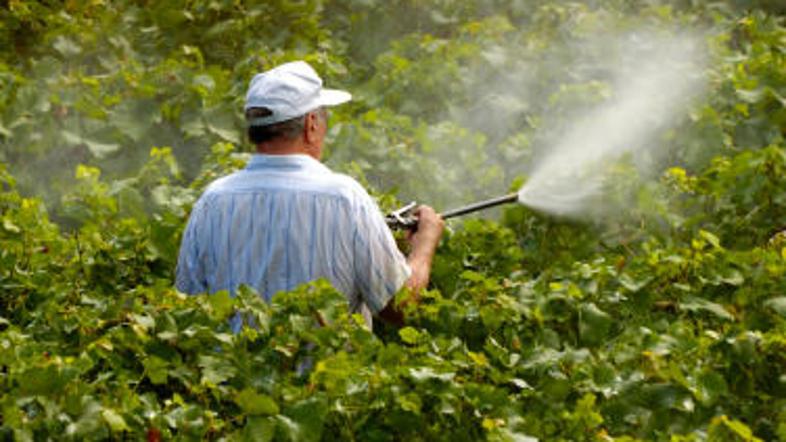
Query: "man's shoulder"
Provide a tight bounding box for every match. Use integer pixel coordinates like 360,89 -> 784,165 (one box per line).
326,172 -> 368,197
200,170 -> 241,194
325,172 -> 385,211
198,167 -> 370,205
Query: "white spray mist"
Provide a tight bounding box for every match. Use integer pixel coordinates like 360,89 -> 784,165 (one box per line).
517,31 -> 707,218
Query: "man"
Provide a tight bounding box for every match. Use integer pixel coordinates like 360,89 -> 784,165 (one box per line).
175,61 -> 444,329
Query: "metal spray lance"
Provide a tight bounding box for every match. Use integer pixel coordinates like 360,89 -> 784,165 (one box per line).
385,192 -> 520,231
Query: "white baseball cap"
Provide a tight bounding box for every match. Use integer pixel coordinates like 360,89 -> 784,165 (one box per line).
244,61 -> 352,126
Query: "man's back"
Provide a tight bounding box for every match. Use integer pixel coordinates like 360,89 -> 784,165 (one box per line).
175,154 -> 411,327
177,60 -> 444,329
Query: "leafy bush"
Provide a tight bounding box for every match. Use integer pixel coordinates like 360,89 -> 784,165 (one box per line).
1,1 -> 786,440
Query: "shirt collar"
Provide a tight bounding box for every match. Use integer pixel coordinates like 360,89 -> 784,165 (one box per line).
245,153 -> 331,174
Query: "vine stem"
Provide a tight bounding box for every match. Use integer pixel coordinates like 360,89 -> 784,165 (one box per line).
74,230 -> 86,291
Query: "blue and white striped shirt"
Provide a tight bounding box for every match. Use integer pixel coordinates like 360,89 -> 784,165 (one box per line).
175,154 -> 411,329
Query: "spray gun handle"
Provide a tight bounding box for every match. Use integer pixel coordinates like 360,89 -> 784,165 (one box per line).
385,201 -> 419,231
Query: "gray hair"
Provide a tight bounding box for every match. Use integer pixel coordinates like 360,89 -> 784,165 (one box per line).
246,107 -> 306,143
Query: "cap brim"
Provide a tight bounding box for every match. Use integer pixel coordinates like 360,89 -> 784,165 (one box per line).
318,88 -> 352,107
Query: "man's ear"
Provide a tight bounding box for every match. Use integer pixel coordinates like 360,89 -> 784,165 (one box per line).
304,111 -> 319,142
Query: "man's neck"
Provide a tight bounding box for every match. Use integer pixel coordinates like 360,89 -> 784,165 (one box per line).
256,140 -> 319,160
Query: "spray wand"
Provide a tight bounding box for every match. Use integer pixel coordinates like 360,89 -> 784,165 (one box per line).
385,192 -> 519,231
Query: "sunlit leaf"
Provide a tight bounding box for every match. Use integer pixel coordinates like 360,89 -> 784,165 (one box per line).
765,297 -> 786,317
680,297 -> 734,321
234,389 -> 279,416
101,408 -> 129,432
62,131 -> 120,158
52,36 -> 82,57
242,416 -> 276,442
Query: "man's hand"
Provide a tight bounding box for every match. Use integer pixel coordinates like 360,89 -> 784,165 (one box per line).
379,205 -> 444,325
406,205 -> 445,252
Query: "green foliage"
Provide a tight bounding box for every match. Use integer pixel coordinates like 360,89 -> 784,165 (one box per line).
2,1 -> 786,440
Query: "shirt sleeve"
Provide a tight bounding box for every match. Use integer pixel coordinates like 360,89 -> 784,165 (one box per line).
351,192 -> 412,314
175,198 -> 209,294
